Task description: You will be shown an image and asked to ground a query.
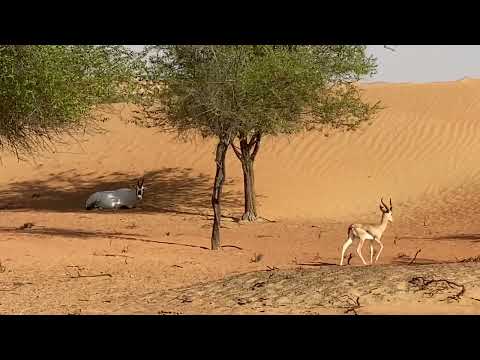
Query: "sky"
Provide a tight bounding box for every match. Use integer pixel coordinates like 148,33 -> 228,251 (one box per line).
366,45 -> 480,83
127,45 -> 480,84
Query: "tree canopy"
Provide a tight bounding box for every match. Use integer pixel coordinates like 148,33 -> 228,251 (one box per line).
138,45 -> 378,136
0,45 -> 138,158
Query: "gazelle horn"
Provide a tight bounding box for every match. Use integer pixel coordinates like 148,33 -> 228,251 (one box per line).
380,198 -> 389,212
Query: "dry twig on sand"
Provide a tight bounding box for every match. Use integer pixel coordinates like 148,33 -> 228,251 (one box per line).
158,310 -> 182,315
266,265 -> 279,271
295,262 -> 336,266
93,252 -> 134,259
408,249 -> 422,265
335,295 -> 361,315
17,222 -> 35,230
259,217 -> 276,223
221,245 -> 243,250
169,294 -> 193,304
251,281 -> 266,290
408,276 -> 465,302
67,266 -> 113,279
69,273 -> 113,279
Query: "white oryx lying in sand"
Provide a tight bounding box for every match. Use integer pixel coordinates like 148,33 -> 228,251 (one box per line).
85,178 -> 146,210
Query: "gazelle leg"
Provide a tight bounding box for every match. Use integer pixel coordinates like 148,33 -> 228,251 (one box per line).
357,239 -> 367,265
370,242 -> 374,265
340,238 -> 353,266
374,238 -> 384,263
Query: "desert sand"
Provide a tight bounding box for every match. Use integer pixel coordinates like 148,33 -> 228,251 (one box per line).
1,78 -> 480,314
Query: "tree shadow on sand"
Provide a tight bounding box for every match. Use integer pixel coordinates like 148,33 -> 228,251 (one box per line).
0,225 -> 250,250
0,167 -> 248,218
397,233 -> 480,244
391,254 -> 446,265
432,233 -> 480,242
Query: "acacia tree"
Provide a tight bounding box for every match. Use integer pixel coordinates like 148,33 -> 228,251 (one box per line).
138,45 -> 380,249
0,45 -> 138,157
226,46 -> 380,221
137,46 -> 244,250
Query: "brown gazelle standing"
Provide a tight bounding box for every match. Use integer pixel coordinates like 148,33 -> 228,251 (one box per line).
340,198 -> 393,266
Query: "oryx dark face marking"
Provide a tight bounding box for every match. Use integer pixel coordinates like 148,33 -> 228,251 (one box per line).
136,177 -> 145,200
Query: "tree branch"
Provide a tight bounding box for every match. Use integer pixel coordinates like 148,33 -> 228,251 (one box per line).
251,133 -> 262,161
248,133 -> 257,148
231,142 -> 242,160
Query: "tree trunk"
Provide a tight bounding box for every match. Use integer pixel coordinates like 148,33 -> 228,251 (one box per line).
231,132 -> 262,222
240,141 -> 257,221
211,137 -> 229,250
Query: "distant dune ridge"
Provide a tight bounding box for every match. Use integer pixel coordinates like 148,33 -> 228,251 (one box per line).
2,79 -> 480,223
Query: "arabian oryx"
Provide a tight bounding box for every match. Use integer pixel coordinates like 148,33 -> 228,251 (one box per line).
85,178 -> 146,210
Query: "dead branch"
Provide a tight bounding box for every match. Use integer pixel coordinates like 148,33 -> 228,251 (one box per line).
251,281 -> 266,290
69,273 -> 113,279
125,238 -> 209,250
266,265 -> 279,271
408,249 -> 422,265
169,294 -> 193,304
93,253 -> 134,259
221,245 -> 243,250
256,235 -> 274,239
408,276 -> 465,302
258,217 -> 276,223
158,310 -> 182,315
335,295 -> 361,315
17,222 -> 34,230
296,262 -> 337,267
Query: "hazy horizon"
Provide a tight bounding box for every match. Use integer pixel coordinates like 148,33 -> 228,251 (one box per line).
127,45 -> 480,84
365,45 -> 480,84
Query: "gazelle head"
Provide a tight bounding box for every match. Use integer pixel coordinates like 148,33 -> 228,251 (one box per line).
135,177 -> 146,200
379,198 -> 393,223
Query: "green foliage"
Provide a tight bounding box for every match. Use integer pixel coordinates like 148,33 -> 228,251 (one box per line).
0,45 -> 139,157
138,45 -> 380,140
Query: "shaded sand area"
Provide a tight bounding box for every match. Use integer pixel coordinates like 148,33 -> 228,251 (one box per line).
1,79 -> 480,314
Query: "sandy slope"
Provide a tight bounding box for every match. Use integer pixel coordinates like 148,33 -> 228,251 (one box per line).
1,79 -> 480,314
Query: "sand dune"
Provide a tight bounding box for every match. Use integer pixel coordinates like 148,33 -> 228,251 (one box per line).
2,79 -> 480,223
1,79 -> 480,314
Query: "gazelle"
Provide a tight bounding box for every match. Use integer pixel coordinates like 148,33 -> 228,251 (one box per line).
339,198 -> 393,266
